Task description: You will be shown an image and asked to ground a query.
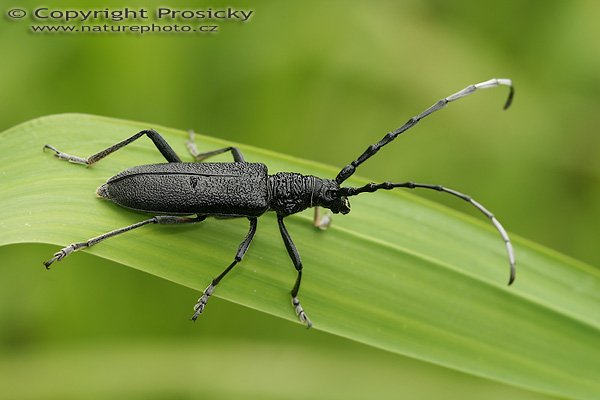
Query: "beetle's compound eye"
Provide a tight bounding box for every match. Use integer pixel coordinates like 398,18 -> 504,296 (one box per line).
317,179 -> 350,214
327,196 -> 350,214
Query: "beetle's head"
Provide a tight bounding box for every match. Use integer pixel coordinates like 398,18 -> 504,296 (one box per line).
316,179 -> 351,214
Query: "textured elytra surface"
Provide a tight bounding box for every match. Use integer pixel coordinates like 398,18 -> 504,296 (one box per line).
104,162 -> 269,216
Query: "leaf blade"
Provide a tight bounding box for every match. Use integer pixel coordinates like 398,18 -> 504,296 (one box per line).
1,114 -> 599,399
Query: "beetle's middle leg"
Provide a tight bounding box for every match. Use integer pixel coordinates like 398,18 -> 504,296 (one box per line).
191,217 -> 257,321
186,130 -> 245,162
43,215 -> 206,269
277,215 -> 312,328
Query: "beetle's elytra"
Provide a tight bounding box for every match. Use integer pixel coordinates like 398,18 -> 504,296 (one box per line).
43,78 -> 515,328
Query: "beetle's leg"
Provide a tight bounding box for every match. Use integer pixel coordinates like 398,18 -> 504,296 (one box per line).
277,215 -> 312,328
43,129 -> 182,165
191,217 -> 257,321
313,207 -> 332,230
43,215 -> 206,269
186,130 -> 245,162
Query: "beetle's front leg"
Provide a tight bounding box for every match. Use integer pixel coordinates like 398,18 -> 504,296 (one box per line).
277,215 -> 312,328
312,207 -> 332,230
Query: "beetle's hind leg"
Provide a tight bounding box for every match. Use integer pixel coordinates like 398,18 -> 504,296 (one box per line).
277,215 -> 313,328
186,130 -> 245,162
43,129 -> 183,165
191,217 -> 257,321
43,215 -> 206,269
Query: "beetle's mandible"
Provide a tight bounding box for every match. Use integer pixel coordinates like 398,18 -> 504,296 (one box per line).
43,78 -> 516,328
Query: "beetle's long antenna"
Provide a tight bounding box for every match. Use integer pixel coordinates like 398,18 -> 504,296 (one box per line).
335,78 -> 514,185
339,182 -> 516,285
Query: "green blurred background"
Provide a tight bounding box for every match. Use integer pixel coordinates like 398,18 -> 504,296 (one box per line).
1,0 -> 598,399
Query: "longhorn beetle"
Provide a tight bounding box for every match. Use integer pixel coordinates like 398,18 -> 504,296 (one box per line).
43,78 -> 516,328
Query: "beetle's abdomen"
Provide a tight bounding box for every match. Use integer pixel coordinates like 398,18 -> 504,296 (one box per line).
99,162 -> 269,217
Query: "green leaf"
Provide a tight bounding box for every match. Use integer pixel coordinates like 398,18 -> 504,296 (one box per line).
1,114 -> 599,399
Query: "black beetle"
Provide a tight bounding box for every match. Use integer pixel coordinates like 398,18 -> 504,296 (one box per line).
43,78 -> 515,328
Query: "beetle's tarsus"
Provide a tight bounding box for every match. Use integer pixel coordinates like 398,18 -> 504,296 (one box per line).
313,207 -> 333,230
44,244 -> 78,269
190,303 -> 205,321
185,130 -> 200,159
43,257 -> 57,269
43,144 -> 88,165
43,144 -> 59,154
191,283 -> 215,321
316,215 -> 332,230
292,296 -> 312,328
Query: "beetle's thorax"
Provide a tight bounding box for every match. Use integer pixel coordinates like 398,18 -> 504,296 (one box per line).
267,173 -> 350,216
